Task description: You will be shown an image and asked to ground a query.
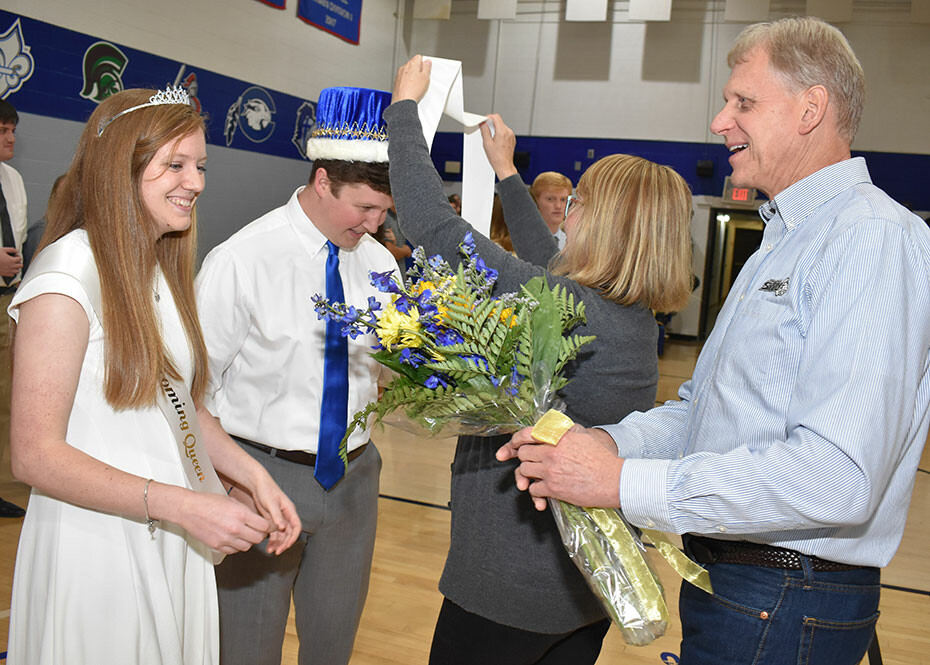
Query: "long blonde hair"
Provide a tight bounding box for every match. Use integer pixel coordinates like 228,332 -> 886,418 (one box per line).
550,154 -> 692,312
42,89 -> 209,409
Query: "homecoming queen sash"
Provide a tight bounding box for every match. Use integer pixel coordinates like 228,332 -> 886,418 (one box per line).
20,237 -> 227,564
155,375 -> 227,564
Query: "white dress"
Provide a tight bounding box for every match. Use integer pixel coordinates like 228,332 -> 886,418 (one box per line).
6,230 -> 218,665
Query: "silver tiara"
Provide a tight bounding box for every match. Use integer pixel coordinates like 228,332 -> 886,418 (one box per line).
97,85 -> 192,137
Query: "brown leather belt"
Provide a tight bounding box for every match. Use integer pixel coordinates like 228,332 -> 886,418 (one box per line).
236,436 -> 368,468
683,534 -> 867,572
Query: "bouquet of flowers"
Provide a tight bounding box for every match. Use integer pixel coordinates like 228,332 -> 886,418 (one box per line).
313,232 -> 710,645
312,232 -> 594,449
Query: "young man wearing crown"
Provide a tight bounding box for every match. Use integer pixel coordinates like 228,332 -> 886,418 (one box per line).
195,86 -> 398,665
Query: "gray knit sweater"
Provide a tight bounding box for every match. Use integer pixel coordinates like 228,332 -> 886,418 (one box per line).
384,100 -> 658,633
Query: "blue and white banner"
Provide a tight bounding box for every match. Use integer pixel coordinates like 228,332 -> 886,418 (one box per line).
0,10 -> 318,161
297,0 -> 362,45
256,0 -> 287,8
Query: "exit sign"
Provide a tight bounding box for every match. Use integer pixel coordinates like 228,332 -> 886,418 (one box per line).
723,176 -> 757,203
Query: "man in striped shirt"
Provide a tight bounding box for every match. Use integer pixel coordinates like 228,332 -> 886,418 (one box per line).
500,16 -> 929,665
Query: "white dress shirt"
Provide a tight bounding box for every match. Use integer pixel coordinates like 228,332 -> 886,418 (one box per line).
196,187 -> 398,454
0,162 -> 27,285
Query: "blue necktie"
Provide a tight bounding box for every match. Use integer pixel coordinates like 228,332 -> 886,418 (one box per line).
316,241 -> 350,490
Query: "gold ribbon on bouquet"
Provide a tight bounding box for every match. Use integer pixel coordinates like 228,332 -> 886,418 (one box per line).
532,409 -> 713,596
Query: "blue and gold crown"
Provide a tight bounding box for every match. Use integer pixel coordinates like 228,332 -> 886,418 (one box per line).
306,86 -> 391,163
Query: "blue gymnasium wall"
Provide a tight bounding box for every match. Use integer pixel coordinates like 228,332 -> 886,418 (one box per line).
0,10 -> 320,258
431,133 -> 930,212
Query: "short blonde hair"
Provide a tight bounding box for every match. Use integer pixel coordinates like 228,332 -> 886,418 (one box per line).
550,154 -> 692,312
530,171 -> 572,201
730,16 -> 864,144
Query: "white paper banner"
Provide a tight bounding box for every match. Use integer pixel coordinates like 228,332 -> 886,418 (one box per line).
418,57 -> 495,239
478,0 -> 518,20
566,0 -> 608,21
629,0 -> 672,21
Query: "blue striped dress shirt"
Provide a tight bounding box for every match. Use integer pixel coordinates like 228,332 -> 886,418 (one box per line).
604,157 -> 930,567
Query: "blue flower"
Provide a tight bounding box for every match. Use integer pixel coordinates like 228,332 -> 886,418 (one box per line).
369,270 -> 401,294
399,348 -> 426,367
461,354 -> 490,372
394,296 -> 414,313
428,254 -> 445,269
419,302 -> 439,320
367,296 -> 382,311
474,257 -> 499,283
460,232 -> 476,257
315,307 -> 336,322
490,376 -> 501,387
425,374 -> 450,390
341,325 -> 363,340
341,305 -> 359,323
435,329 -> 463,346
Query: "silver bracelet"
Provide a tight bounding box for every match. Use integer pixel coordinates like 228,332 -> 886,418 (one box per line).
144,478 -> 158,538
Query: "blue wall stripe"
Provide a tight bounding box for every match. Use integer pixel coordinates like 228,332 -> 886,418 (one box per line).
430,132 -> 930,212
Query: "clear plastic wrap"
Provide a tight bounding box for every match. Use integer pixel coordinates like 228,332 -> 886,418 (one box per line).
550,500 -> 668,646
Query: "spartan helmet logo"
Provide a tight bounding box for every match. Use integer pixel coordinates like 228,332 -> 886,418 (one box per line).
80,41 -> 129,103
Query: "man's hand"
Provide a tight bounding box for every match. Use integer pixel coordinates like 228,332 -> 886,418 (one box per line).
0,247 -> 23,278
479,113 -> 519,181
393,55 -> 432,103
497,425 -> 623,511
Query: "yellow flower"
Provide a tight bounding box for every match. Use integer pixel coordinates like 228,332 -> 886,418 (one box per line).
376,302 -> 422,351
489,304 -> 518,329
411,280 -> 438,297
413,276 -> 458,323
499,307 -> 518,328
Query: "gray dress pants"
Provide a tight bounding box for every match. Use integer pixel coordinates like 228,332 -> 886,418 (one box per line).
216,440 -> 381,665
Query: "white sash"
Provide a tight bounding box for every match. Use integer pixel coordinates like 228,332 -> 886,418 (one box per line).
21,239 -> 227,564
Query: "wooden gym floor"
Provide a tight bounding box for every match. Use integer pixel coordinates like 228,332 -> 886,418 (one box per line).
0,339 -> 927,664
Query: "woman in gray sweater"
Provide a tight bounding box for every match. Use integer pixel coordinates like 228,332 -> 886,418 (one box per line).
385,55 -> 693,665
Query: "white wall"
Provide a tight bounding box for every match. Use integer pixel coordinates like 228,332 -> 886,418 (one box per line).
10,0 -> 929,152
397,0 -> 930,155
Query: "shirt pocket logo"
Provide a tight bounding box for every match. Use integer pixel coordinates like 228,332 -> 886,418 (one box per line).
759,277 -> 790,296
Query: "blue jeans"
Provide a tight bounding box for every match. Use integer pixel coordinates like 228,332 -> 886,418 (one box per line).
678,557 -> 880,665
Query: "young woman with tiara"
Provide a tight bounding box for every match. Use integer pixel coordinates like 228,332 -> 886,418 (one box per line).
5,87 -> 301,664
